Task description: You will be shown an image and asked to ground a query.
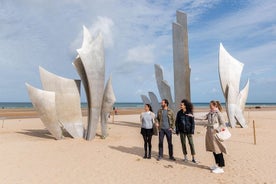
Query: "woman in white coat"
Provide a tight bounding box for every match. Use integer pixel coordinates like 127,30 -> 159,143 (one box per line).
205,100 -> 227,174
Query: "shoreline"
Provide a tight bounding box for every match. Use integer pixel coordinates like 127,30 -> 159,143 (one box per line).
1,106 -> 276,119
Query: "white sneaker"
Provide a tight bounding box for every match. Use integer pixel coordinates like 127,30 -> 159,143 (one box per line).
212,167 -> 224,174
183,155 -> 188,162
210,165 -> 218,170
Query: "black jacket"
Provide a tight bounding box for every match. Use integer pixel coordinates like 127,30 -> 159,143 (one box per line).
175,110 -> 195,134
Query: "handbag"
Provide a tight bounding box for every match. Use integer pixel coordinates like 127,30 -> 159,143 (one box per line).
216,127 -> 231,141
152,122 -> 158,136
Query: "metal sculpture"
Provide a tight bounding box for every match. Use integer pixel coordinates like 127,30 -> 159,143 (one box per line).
73,26 -> 105,140
39,66 -> 84,138
173,10 -> 191,103
142,11 -> 191,113
140,94 -> 151,105
154,64 -> 174,110
25,83 -> 63,140
219,43 -> 249,128
26,25 -> 116,140
148,92 -> 159,115
101,76 -> 116,138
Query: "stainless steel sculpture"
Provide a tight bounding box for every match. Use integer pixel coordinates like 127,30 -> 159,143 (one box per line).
25,66 -> 84,139
219,43 -> 249,128
26,25 -> 115,140
154,64 -> 166,101
140,92 -> 159,115
154,64 -> 174,110
173,10 -> 191,103
142,11 -> 191,113
148,92 -> 159,115
101,76 -> 116,138
74,26 -> 105,140
140,94 -> 151,105
39,67 -> 84,138
25,83 -> 63,140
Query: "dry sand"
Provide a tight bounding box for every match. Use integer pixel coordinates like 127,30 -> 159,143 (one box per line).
0,107 -> 275,184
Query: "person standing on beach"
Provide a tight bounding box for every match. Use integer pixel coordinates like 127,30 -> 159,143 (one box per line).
155,99 -> 176,161
140,104 -> 155,159
205,100 -> 227,174
175,99 -> 197,163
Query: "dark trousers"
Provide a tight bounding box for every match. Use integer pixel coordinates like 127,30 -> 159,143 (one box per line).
213,152 -> 225,167
142,135 -> 152,156
158,129 -> 173,157
180,133 -> 195,155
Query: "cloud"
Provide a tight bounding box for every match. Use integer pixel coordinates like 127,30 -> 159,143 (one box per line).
70,16 -> 114,52
0,0 -> 275,103
126,44 -> 155,64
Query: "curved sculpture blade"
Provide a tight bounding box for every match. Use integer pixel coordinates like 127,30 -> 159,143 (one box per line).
25,83 -> 63,140
101,76 -> 116,138
148,91 -> 159,115
226,83 -> 247,128
218,43 -> 249,128
39,66 -> 84,138
39,66 -> 81,94
73,57 -> 90,105
161,80 -> 174,110
154,64 -> 175,111
141,94 -> 151,104
219,43 -> 244,97
55,93 -> 84,138
239,80 -> 250,111
76,26 -> 105,140
80,25 -> 94,50
154,64 -> 166,100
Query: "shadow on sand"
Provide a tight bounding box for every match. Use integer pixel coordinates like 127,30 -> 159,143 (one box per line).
111,121 -> 140,128
17,129 -> 59,140
109,145 -> 210,170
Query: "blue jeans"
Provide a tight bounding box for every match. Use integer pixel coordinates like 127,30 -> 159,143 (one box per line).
158,129 -> 173,157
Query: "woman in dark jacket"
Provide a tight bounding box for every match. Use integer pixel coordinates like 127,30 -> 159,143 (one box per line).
175,99 -> 197,163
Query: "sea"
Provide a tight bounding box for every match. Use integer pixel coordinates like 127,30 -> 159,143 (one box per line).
0,102 -> 276,109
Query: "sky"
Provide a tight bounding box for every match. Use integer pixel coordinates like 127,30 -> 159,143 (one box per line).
0,0 -> 275,103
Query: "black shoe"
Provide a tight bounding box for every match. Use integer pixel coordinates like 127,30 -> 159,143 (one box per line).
143,155 -> 147,159
169,157 -> 176,161
157,156 -> 162,161
147,156 -> 151,159
192,159 -> 198,164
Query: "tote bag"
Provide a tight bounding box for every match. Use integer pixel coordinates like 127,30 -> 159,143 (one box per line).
216,127 -> 231,141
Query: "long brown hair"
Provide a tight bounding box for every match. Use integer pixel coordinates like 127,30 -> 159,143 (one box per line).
210,100 -> 223,112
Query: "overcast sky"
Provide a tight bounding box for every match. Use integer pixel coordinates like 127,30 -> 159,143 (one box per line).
0,0 -> 275,103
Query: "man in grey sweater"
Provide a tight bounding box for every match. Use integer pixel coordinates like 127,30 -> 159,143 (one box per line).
155,99 -> 175,161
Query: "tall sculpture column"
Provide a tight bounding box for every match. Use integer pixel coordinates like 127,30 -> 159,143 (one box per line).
74,26 -> 105,140
173,10 -> 191,106
141,11 -> 191,114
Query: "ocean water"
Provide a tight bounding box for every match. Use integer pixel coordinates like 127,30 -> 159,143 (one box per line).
0,102 -> 276,109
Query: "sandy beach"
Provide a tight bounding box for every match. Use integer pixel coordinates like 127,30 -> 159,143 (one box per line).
0,107 -> 275,184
